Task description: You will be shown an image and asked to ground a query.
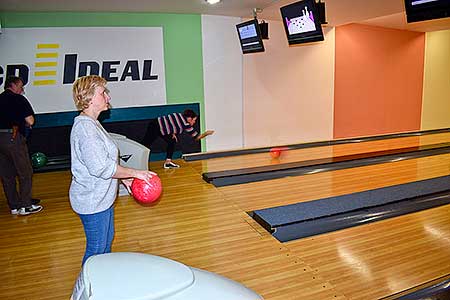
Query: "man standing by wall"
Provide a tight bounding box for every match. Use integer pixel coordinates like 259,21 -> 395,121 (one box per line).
0,76 -> 43,215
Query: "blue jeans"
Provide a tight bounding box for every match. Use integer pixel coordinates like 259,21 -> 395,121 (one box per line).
78,206 -> 115,265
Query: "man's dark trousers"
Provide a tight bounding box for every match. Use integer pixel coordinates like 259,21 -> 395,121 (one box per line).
0,132 -> 33,210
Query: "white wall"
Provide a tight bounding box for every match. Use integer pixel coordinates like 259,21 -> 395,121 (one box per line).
201,15 -> 243,151
243,22 -> 335,148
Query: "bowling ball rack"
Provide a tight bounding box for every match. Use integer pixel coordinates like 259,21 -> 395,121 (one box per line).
32,155 -> 70,173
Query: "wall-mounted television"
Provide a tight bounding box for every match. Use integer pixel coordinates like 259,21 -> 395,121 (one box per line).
280,0 -> 324,45
236,19 -> 265,54
404,0 -> 450,22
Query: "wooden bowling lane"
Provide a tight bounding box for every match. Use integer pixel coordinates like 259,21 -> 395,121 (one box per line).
214,146 -> 450,299
286,204 -> 450,299
189,132 -> 450,174
116,164 -> 346,299
1,152 -> 449,300
219,153 -> 450,212
0,163 -> 349,300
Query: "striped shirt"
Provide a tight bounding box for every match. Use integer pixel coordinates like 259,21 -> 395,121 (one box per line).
158,113 -> 198,138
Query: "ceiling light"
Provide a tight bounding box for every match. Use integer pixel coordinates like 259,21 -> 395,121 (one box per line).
205,0 -> 222,4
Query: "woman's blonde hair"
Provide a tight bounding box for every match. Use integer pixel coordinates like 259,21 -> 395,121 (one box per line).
72,75 -> 107,110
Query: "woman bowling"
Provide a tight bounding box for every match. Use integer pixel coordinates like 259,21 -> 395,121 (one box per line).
70,75 -> 156,265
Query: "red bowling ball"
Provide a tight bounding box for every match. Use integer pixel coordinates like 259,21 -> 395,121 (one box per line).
131,176 -> 162,204
270,148 -> 281,159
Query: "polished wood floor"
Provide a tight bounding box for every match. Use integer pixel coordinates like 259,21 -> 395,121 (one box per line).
1,133 -> 450,300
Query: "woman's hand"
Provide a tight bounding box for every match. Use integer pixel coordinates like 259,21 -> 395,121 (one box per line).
114,166 -> 157,182
133,169 -> 157,184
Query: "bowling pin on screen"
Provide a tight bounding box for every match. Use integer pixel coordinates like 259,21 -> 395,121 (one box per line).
280,0 -> 324,45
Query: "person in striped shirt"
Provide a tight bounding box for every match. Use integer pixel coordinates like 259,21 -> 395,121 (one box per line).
142,109 -> 214,168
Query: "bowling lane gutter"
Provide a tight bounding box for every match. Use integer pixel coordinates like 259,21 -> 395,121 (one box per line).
380,274 -> 450,300
202,143 -> 450,187
184,128 -> 450,161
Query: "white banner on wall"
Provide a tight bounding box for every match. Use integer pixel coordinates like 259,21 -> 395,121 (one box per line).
0,27 -> 166,113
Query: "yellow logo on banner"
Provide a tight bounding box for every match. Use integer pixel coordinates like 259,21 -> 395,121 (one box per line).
1,43 -> 159,87
33,43 -> 59,86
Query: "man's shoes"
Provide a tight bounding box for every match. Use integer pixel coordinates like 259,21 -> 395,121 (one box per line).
32,198 -> 41,205
163,161 -> 180,169
12,205 -> 43,216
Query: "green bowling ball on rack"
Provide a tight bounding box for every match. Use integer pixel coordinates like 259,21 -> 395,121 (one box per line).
31,152 -> 48,168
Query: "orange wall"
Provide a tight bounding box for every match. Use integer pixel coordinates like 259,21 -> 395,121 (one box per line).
334,24 -> 425,138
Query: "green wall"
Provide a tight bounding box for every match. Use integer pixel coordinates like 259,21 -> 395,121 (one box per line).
0,12 -> 206,144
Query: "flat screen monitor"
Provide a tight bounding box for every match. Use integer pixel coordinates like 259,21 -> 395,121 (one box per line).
236,19 -> 265,54
280,0 -> 324,45
404,0 -> 450,22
